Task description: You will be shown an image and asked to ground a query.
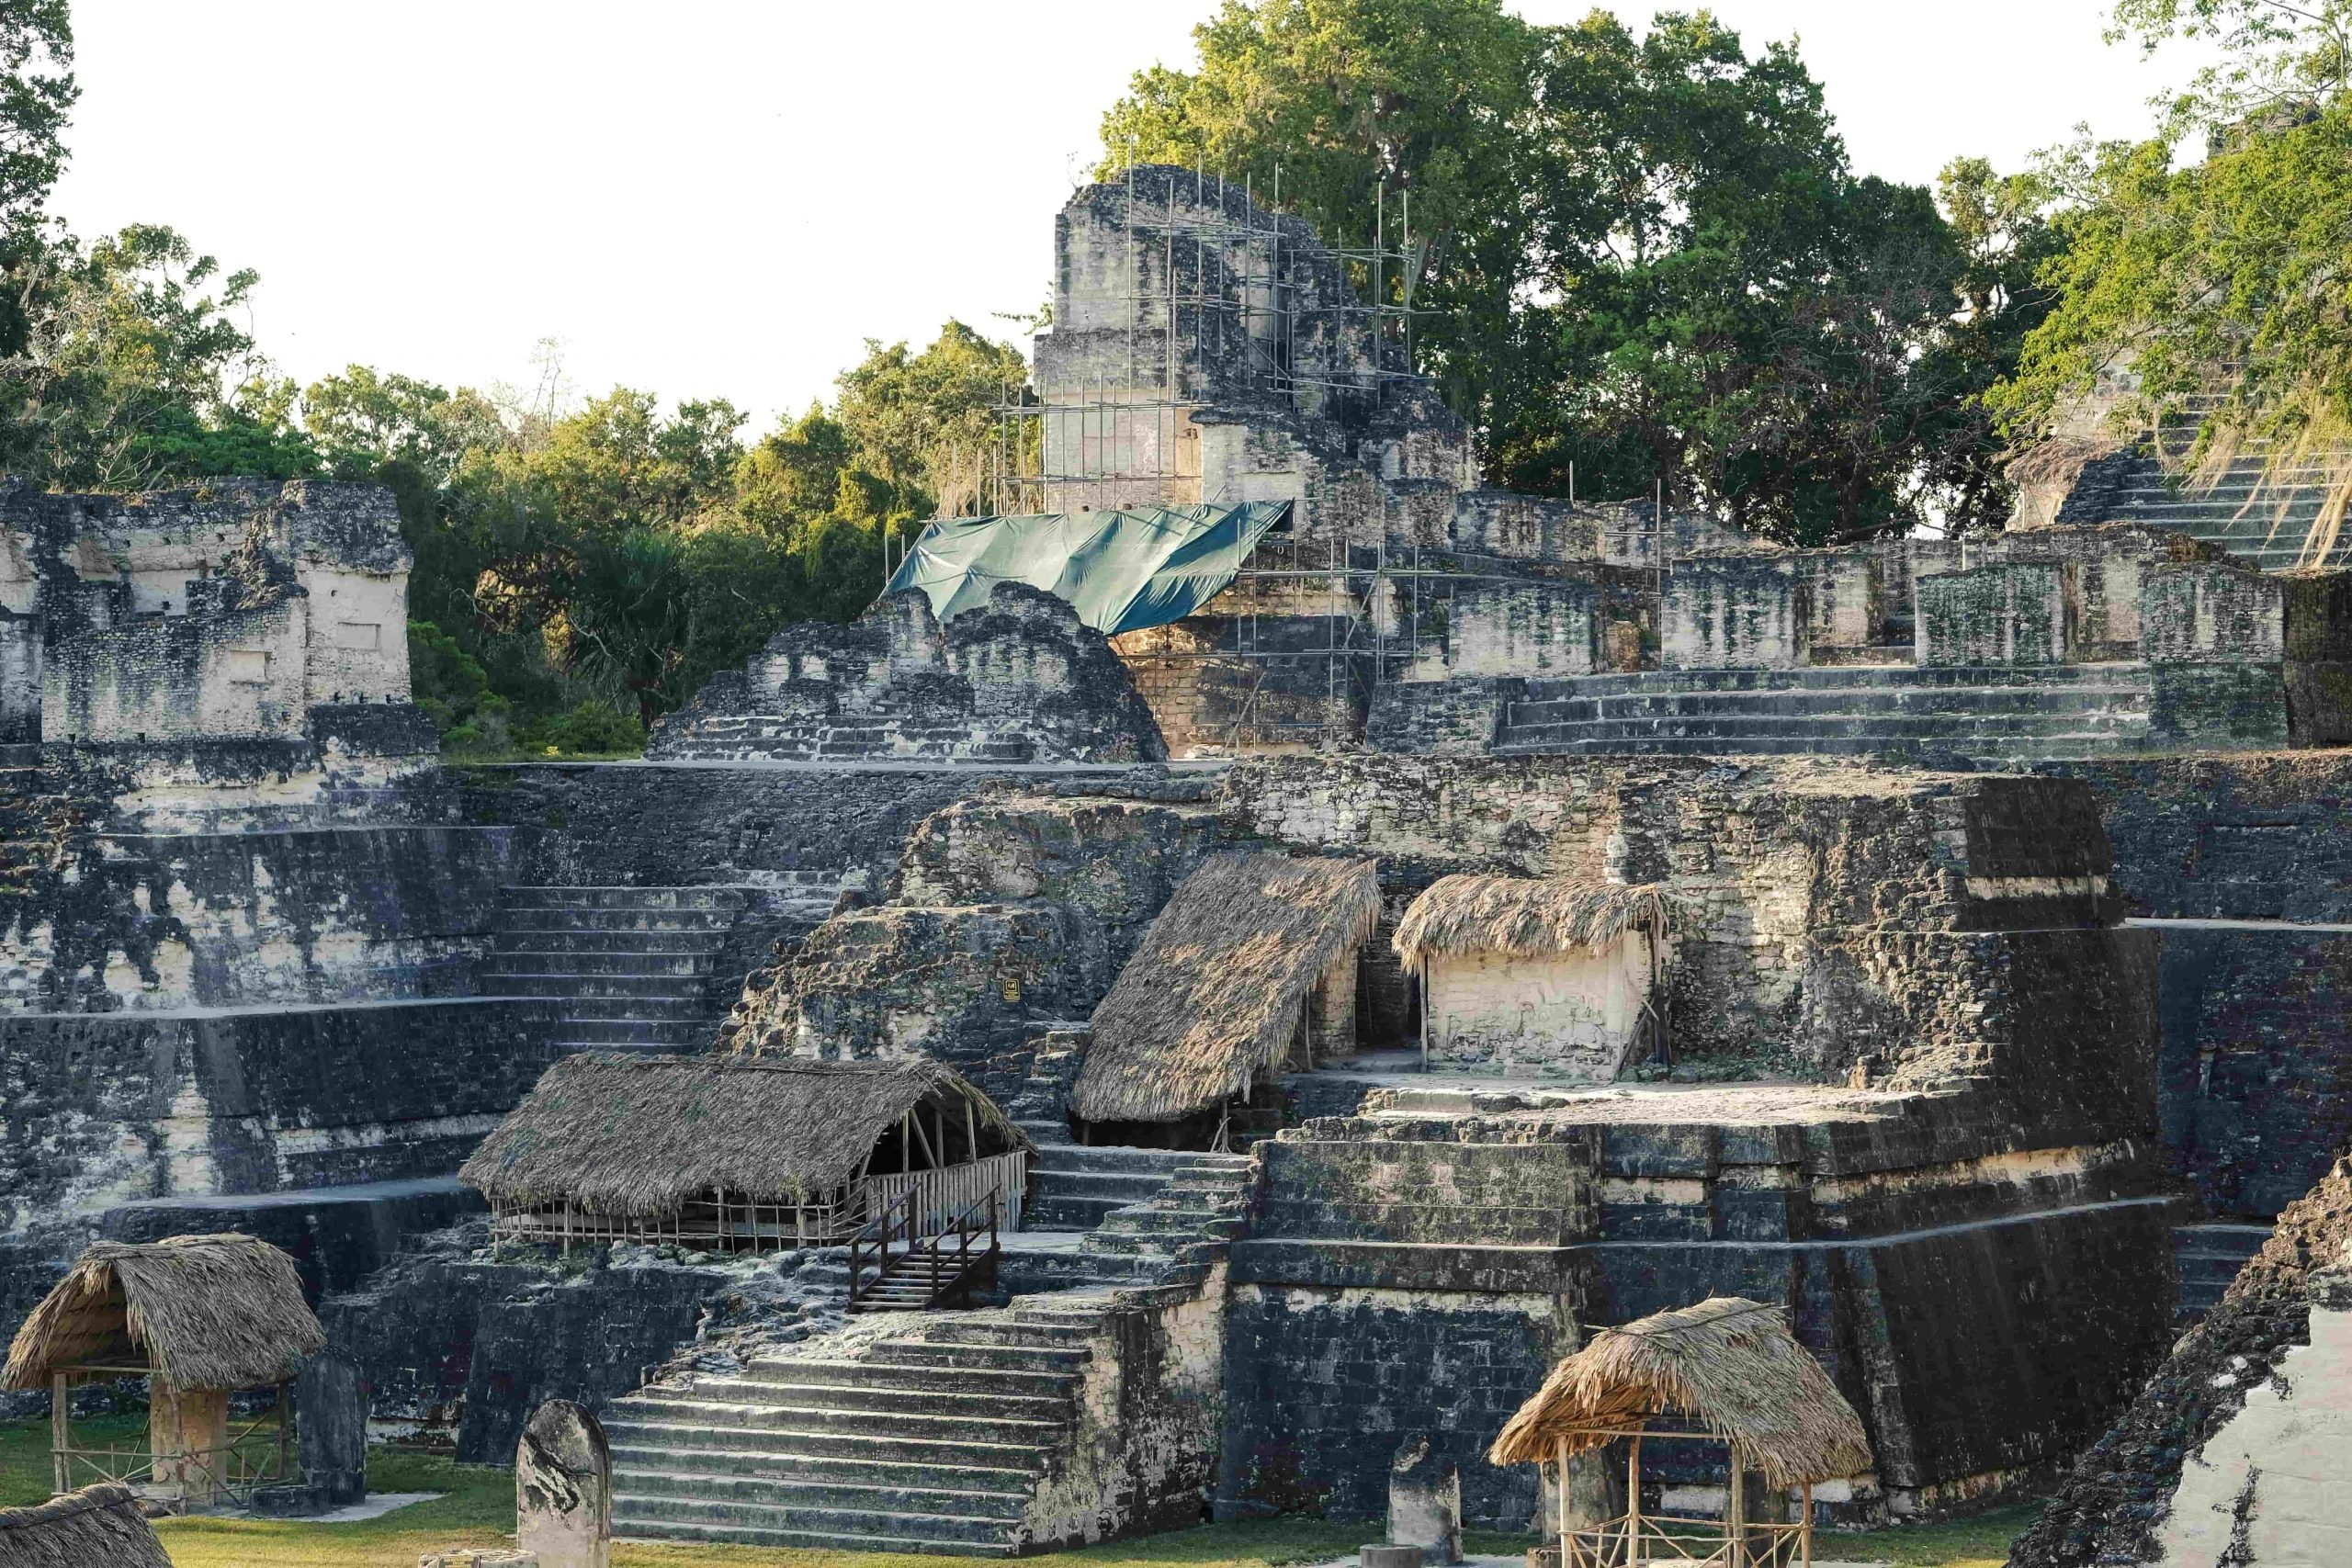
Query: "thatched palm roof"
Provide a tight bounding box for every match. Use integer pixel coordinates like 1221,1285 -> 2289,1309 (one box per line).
460,1054 -> 1029,1216
1393,876 -> 1675,968
1073,852 -> 1382,1123
0,1483 -> 172,1568
3,1235 -> 323,1393
1488,1297 -> 1872,1491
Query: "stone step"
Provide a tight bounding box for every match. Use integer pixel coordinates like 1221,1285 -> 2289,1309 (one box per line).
492,927 -> 735,954
478,971 -> 717,1001
1493,732 -> 2156,761
1500,712 -> 2150,746
501,886 -> 756,911
1510,685 -> 2149,724
554,1017 -> 724,1047
484,949 -> 722,977
741,1359 -> 1078,1399
610,1513 -> 1016,1557
1096,1209 -> 1243,1239
1541,662 -> 2144,698
865,1339 -> 1091,1374
653,1376 -> 1072,1423
614,1467 -> 1029,1520
609,1395 -> 1063,1448
497,916 -> 742,941
912,1317 -> 1099,1348
606,1442 -> 1036,1493
602,1419 -> 1052,1472
612,1495 -> 1018,1550
1035,1146 -> 1206,1175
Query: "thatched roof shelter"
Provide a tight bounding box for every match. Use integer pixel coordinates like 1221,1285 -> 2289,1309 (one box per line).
1073,852 -> 1381,1123
1393,876 -> 1675,969
0,1483 -> 172,1568
1489,1297 -> 1871,1492
460,1054 -> 1029,1217
3,1235 -> 323,1393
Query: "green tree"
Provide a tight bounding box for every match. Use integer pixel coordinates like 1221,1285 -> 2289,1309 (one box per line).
0,0 -> 75,357
831,320 -> 1030,514
0,223 -> 318,489
1989,2 -> 2352,539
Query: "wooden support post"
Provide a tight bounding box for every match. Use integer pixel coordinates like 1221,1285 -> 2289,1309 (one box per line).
275,1381 -> 290,1483
1728,1459 -> 1746,1568
1555,1436 -> 1569,1568
1625,1435 -> 1642,1562
965,1099 -> 978,1166
1801,1483 -> 1813,1568
50,1371 -> 66,1495
911,1110 -> 938,1171
902,1112 -> 912,1174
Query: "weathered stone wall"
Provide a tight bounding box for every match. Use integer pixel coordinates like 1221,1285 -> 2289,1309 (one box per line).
1021,1280 -> 1228,1547
650,585 -> 1165,764
1430,580 -> 1597,678
326,1246 -> 723,1461
2,823 -> 520,1015
1422,941 -> 1653,1079
1232,1100 -> 2178,1521
2046,753 -> 2352,1219
6,479 -> 420,746
1917,564 -> 2069,667
1365,674 -> 1518,757
2154,928 -> 2352,1221
1213,755 -> 2131,1089
1663,558 -> 1810,670
722,779 -> 1242,1067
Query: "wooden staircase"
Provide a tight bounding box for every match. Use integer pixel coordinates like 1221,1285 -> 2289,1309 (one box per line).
847,1189 -> 1003,1314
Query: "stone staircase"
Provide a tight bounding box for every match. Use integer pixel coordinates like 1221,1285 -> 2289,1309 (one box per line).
2088,407 -> 2352,573
1001,1027 -> 1090,1149
1494,664 -> 2157,762
650,713 -> 1040,765
483,886 -> 758,1054
1023,1146 -> 1199,1231
605,1293 -> 1125,1552
1073,1154 -> 1254,1279
2173,1222 -> 2275,1324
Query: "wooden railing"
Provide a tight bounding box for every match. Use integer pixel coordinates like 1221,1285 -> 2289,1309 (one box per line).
848,1189 -> 1001,1311
1558,1513 -> 1810,1568
491,1149 -> 1029,1255
863,1150 -> 1029,1237
48,1370 -> 292,1507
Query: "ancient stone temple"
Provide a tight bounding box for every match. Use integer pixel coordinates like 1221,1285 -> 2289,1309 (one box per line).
7,169 -> 2352,1568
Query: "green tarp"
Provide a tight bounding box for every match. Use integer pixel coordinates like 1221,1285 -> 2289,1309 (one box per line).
883,501 -> 1292,637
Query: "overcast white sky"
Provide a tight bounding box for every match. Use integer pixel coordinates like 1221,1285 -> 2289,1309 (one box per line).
52,1 -> 2203,432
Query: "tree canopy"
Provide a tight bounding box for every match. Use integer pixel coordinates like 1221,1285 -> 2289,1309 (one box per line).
1102,1 -> 2053,542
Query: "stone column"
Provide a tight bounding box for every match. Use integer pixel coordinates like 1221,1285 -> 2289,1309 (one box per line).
515,1400 -> 611,1568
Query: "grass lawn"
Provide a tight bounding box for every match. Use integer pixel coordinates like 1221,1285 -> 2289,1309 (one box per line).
1,1420 -> 2032,1568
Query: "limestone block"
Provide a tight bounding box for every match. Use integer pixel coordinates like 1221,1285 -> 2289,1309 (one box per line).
2141,563 -> 2284,663
515,1400 -> 610,1568
2152,1271 -> 2352,1565
1390,1436 -> 1464,1564
1917,563 -> 2068,666
1443,581 -> 1597,677
419,1554 -> 537,1568
1662,558 -> 1810,669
